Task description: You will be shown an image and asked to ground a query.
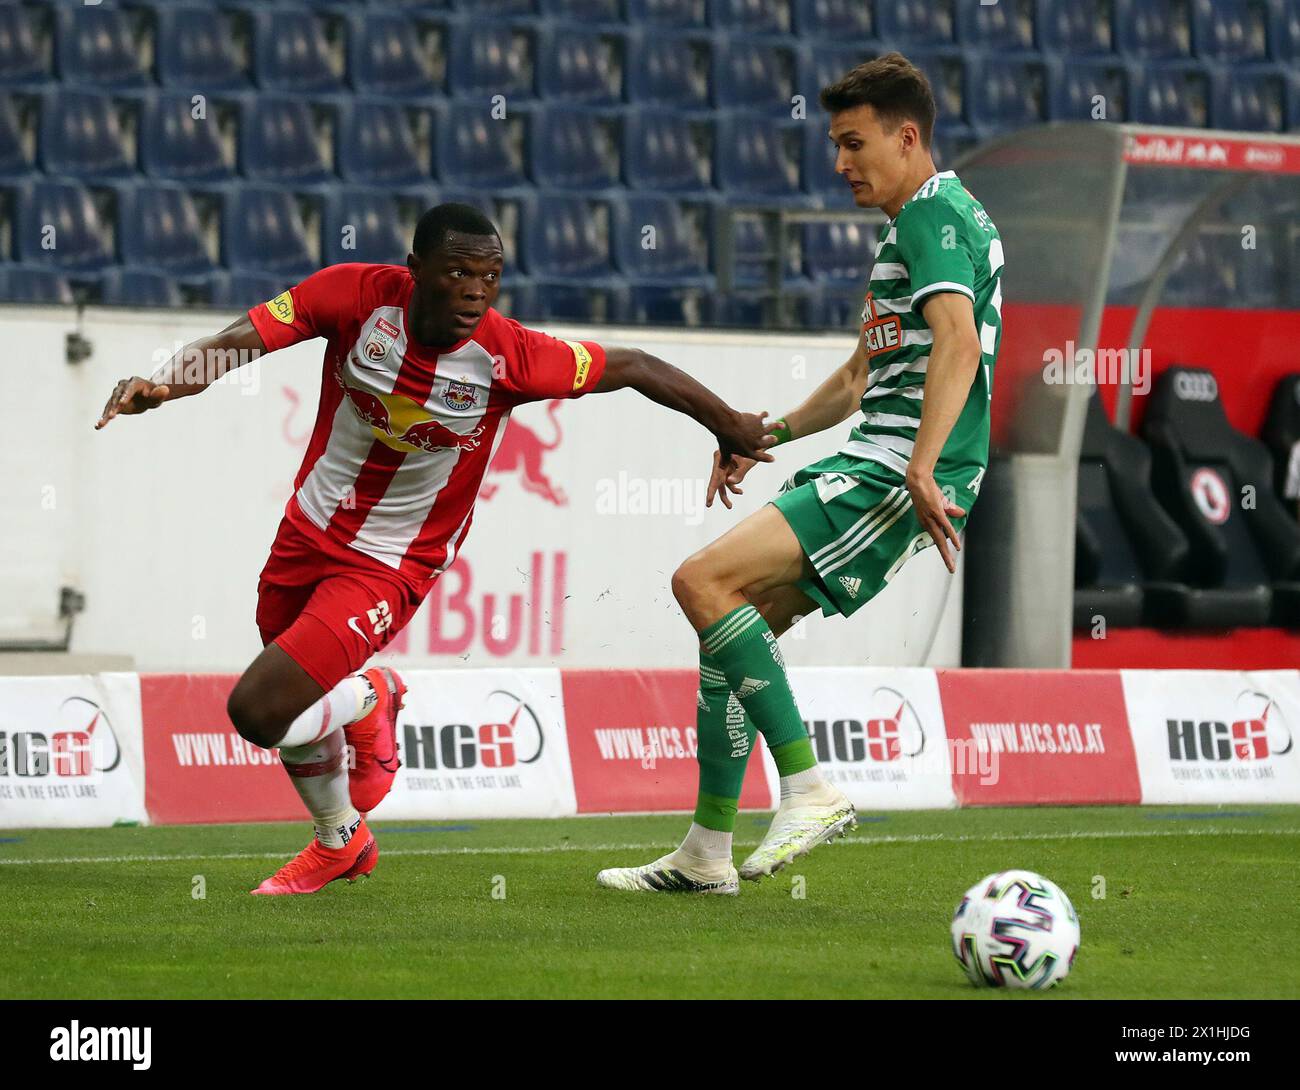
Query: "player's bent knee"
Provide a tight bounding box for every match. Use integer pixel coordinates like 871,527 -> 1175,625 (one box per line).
226,684 -> 286,750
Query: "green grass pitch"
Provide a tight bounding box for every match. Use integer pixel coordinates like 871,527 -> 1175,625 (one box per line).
2,806 -> 1297,999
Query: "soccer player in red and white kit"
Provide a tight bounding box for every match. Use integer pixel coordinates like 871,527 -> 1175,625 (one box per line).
96,204 -> 775,895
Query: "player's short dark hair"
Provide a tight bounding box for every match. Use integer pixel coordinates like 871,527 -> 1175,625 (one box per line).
820,52 -> 936,148
412,203 -> 501,257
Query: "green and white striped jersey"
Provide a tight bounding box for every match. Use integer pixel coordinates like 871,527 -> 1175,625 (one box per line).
842,169 -> 1003,495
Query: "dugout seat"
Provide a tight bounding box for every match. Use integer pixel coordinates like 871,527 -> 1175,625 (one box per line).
140,92 -> 237,184
40,90 -> 134,182
156,6 -> 251,92
1142,367 -> 1300,627
625,33 -> 711,110
1262,374 -> 1300,520
1073,393 -> 1190,629
793,0 -> 877,42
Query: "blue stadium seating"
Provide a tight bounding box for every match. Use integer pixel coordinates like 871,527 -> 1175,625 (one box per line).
17,180 -> 114,270
626,32 -> 712,110
715,41 -> 798,114
877,0 -> 957,45
713,0 -> 793,36
1038,0 -> 1115,55
802,221 -> 876,285
99,267 -> 184,307
957,0 -> 1037,52
140,93 -> 237,183
531,108 -> 620,190
627,0 -> 709,29
911,49 -> 967,127
611,195 -> 710,284
969,58 -> 1049,129
338,101 -> 431,187
251,10 -> 346,95
520,194 -> 612,279
1115,0 -> 1194,59
1047,59 -> 1130,123
239,98 -> 333,185
118,184 -> 215,277
436,105 -> 527,189
0,3 -> 52,87
1213,67 -> 1288,131
39,91 -> 134,181
537,28 -> 623,105
208,270 -> 293,310
0,264 -> 74,304
793,0 -> 877,42
156,6 -> 251,92
805,47 -> 879,104
541,0 -> 625,24
0,94 -> 35,178
223,187 -> 317,275
55,5 -> 152,89
348,13 -> 444,98
1131,62 -> 1211,127
323,189 -> 413,266
448,24 -> 535,100
623,111 -> 712,194
1192,0 -> 1270,62
716,117 -> 802,200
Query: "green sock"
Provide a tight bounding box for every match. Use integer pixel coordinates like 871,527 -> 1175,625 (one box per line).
692,651 -> 757,832
699,604 -> 816,777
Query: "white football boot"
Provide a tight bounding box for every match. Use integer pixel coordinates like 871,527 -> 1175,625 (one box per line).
739,782 -> 856,880
596,851 -> 739,895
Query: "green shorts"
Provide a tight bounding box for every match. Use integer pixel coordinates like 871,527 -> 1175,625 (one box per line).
770,454 -> 973,619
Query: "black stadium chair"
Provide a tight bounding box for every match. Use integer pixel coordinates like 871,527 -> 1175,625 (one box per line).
1074,393 -> 1190,629
1142,367 -> 1300,627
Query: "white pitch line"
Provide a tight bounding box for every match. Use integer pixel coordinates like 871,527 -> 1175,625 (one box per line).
0,825 -> 1296,867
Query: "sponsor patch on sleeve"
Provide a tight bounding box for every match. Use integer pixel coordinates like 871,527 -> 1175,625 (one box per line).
566,340 -> 593,390
266,291 -> 295,325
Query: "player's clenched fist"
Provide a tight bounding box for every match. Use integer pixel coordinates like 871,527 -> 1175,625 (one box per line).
95,377 -> 171,429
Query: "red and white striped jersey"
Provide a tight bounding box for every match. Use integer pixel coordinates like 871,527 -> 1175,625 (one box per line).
247,262 -> 606,592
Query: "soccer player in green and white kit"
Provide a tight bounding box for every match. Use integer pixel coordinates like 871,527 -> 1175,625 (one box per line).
598,53 -> 1004,894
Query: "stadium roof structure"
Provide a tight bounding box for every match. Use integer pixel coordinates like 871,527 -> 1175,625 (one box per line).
956,123 -> 1300,667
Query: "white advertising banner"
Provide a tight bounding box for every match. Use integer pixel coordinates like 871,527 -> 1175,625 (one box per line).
786,667 -> 958,810
0,673 -> 148,828
368,668 -> 576,820
1121,669 -> 1300,804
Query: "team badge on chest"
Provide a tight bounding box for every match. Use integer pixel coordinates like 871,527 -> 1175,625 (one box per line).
363,317 -> 401,363
443,379 -> 480,412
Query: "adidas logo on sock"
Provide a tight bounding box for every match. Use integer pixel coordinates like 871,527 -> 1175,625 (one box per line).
735,677 -> 770,698
839,575 -> 862,599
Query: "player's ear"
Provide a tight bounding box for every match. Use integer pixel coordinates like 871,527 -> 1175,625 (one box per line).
406,252 -> 420,279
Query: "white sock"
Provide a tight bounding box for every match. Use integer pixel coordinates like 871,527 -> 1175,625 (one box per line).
779,765 -> 828,803
676,822 -> 733,862
279,731 -> 362,848
276,674 -> 377,748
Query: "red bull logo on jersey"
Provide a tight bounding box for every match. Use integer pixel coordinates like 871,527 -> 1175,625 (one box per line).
443,379 -> 480,412
335,371 -> 484,453
363,317 -> 401,363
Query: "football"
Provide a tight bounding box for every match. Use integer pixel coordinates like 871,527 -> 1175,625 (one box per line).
951,870 -> 1081,989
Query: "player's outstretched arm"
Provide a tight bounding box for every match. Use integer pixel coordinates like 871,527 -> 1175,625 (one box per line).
95,314 -> 269,430
593,346 -> 777,464
904,292 -> 983,573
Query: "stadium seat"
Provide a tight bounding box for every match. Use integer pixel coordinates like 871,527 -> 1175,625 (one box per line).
223,187 -> 317,275
617,284 -> 711,327
1142,367 -> 1300,626
1131,62 -> 1211,127
0,93 -> 36,178
627,0 -> 709,29
55,5 -> 152,89
1047,59 -> 1130,123
1038,0 -> 1115,55
716,118 -> 803,201
119,184 -> 216,277
17,180 -> 114,270
969,58 -> 1049,128
956,0 -> 1037,52
802,220 -> 875,284
541,0 -> 625,24
520,194 -> 613,279
524,280 -> 619,322
625,33 -> 712,110
140,92 -> 237,184
1212,67 -> 1288,131
349,14 -> 445,98
715,41 -> 798,114
251,10 -> 346,95
39,90 -> 134,181
537,29 -> 624,105
437,105 -> 528,189
239,98 -> 334,186
531,108 -> 620,191
448,24 -> 536,100
805,47 -> 881,105
338,101 -> 432,188
1114,0 -> 1194,58
1277,0 -> 1300,61
623,111 -> 712,194
793,0 -> 877,41
208,269 -> 293,310
322,189 -> 412,267
156,6 -> 251,92
876,0 -> 957,44
1262,374 -> 1300,520
712,0 -> 793,36
0,263 -> 73,304
451,0 -> 537,13
910,50 -> 967,127
1192,0 -> 1271,62
0,3 -> 53,87
98,267 -> 184,307
1073,393 -> 1190,629
611,195 -> 710,284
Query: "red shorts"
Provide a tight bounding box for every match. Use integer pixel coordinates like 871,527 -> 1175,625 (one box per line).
255,512 -> 425,692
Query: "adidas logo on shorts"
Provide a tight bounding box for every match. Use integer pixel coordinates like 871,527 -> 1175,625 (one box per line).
839,575 -> 862,599
734,677 -> 770,699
